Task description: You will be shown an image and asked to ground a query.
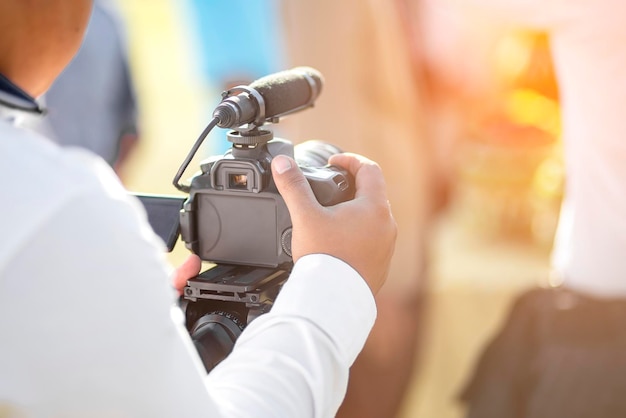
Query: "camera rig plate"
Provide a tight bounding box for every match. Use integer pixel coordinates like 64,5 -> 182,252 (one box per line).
184,264 -> 290,306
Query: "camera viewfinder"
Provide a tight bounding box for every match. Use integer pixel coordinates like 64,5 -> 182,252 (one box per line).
229,173 -> 249,190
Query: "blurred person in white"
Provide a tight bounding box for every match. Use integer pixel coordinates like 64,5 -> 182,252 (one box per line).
429,0 -> 626,416
25,0 -> 139,177
0,1 -> 397,417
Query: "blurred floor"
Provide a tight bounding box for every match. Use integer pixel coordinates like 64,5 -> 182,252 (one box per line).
398,202 -> 551,418
116,2 -> 553,416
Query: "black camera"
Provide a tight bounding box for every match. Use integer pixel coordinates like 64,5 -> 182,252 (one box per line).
137,68 -> 354,372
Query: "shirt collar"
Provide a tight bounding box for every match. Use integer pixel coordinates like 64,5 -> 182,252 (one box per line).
0,73 -> 45,115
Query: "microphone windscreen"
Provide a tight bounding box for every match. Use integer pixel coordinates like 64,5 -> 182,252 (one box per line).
249,67 -> 323,118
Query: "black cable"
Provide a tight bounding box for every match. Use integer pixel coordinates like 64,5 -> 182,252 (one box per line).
172,117 -> 220,192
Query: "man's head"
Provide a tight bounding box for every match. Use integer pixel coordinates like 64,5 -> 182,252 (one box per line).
0,0 -> 93,97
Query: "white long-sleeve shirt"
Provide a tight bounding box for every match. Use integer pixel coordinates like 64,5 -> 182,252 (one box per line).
0,105 -> 376,417
446,0 -> 626,296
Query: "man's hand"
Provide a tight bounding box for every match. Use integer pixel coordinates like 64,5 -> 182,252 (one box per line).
172,254 -> 202,294
271,153 -> 397,295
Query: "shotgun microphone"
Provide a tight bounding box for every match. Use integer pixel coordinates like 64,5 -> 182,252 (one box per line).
212,66 -> 323,129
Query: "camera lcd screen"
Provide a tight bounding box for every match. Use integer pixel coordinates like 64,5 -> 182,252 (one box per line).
197,193 -> 280,266
133,194 -> 186,252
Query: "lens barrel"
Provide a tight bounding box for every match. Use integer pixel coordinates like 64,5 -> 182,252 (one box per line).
294,140 -> 343,167
189,311 -> 245,372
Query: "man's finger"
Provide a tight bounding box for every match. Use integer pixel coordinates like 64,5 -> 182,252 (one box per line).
172,254 -> 202,293
272,155 -> 319,217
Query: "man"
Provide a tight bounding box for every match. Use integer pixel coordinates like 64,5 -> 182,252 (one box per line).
0,1 -> 397,417
280,2 -> 433,416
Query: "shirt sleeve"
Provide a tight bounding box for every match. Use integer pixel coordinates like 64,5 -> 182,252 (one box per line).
206,254 -> 377,418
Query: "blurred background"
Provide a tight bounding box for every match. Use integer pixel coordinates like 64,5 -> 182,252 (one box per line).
54,0 -> 564,416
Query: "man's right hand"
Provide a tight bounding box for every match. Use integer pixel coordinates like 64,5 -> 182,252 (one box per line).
271,153 -> 397,295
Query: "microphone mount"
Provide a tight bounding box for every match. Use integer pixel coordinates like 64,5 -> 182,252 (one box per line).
174,67 -> 324,192
214,86 -> 267,132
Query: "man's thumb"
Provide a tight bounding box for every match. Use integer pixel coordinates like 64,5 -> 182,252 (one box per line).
272,155 -> 318,216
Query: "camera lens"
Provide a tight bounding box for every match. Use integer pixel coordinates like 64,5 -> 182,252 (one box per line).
189,310 -> 245,372
294,140 -> 343,167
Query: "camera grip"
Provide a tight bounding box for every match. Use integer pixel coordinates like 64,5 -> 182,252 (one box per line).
301,165 -> 355,206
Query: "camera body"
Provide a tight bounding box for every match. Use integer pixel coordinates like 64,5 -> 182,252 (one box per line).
178,129 -> 353,371
180,131 -> 351,268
